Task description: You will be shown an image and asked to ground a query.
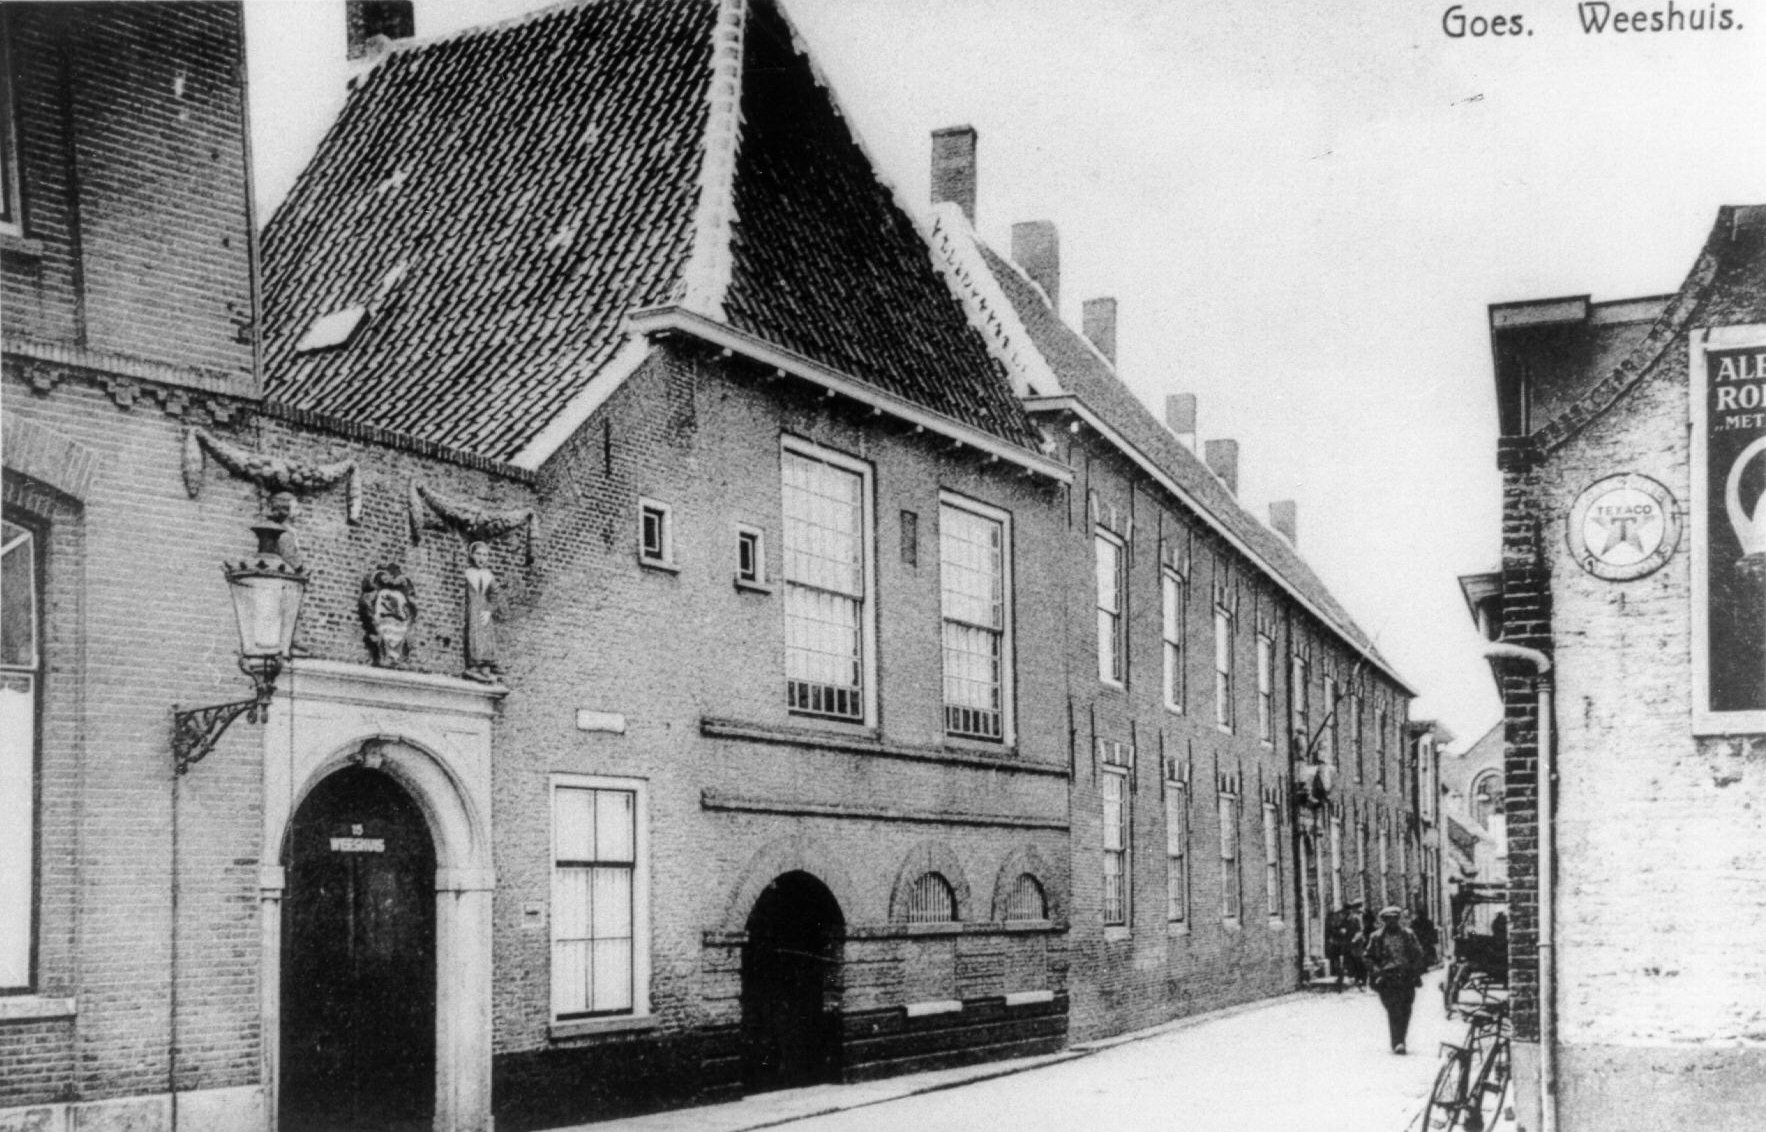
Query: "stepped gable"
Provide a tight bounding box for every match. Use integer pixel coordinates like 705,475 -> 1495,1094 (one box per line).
972,240 -> 1398,678
720,1 -> 1040,450
263,0 -> 1040,465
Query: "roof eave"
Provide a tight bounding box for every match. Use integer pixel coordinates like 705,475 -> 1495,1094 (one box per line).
628,305 -> 1072,484
1026,392 -> 1415,697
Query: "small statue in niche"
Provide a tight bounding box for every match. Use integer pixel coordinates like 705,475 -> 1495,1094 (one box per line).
264,491 -> 305,569
360,563 -> 418,668
462,540 -> 502,683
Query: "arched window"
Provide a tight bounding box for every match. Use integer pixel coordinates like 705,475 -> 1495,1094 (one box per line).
1004,873 -> 1046,921
904,871 -> 957,923
1471,770 -> 1502,827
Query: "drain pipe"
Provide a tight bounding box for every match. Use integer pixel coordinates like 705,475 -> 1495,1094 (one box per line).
1485,642 -> 1554,1132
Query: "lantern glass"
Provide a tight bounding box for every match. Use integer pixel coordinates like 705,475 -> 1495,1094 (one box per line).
228,571 -> 304,659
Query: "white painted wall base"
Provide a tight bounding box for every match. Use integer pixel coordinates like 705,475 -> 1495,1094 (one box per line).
0,1084 -> 263,1132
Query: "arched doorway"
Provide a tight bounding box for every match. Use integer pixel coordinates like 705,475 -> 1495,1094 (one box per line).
281,766 -> 436,1132
741,871 -> 844,1091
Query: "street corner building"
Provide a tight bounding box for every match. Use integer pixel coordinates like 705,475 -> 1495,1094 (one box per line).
1,3 -> 1437,1131
1467,204 -> 1766,1130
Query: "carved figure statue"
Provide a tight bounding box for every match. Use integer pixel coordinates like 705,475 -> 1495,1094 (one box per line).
265,491 -> 305,569
463,541 -> 501,682
359,564 -> 418,668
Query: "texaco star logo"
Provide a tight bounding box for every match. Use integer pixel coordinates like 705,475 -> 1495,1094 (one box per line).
1566,473 -> 1681,581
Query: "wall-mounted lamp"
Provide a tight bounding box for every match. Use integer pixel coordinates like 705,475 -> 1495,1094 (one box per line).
172,521 -> 308,775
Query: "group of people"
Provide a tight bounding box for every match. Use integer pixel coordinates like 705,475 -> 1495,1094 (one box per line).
1325,900 -> 1438,1054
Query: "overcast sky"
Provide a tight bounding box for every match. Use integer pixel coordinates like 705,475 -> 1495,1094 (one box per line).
247,0 -> 1766,747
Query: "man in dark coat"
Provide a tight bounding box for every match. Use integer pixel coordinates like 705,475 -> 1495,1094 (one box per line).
1365,905 -> 1426,1053
1326,902 -> 1359,990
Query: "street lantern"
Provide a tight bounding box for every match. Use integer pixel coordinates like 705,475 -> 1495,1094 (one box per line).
173,520 -> 309,775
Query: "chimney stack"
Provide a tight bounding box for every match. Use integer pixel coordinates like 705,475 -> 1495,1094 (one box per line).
1165,394 -> 1197,451
930,126 -> 978,224
1011,221 -> 1060,310
1270,500 -> 1297,545
347,0 -> 415,61
1205,439 -> 1239,496
1083,298 -> 1118,365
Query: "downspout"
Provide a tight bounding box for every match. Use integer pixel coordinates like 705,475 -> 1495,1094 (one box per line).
1484,642 -> 1554,1132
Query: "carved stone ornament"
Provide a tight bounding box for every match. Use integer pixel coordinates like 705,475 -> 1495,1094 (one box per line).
408,482 -> 535,564
183,428 -> 362,524
359,564 -> 418,668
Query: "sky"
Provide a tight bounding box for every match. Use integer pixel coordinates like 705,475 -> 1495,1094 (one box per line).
246,0 -> 1766,748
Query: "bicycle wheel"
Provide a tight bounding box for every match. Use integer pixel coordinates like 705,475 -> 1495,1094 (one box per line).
1422,1048 -> 1470,1132
1463,1036 -> 1510,1132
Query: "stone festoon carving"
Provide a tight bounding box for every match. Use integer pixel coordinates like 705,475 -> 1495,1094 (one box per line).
359,564 -> 418,668
183,427 -> 362,523
408,482 -> 535,564
463,541 -> 501,683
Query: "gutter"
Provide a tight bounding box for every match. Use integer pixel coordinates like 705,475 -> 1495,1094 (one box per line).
1484,642 -> 1555,1132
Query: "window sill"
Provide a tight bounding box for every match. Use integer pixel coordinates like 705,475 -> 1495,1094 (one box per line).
1164,703 -> 1184,717
638,556 -> 680,575
0,230 -> 43,260
1216,723 -> 1235,736
1103,924 -> 1131,942
1221,917 -> 1242,932
734,576 -> 773,594
942,734 -> 1014,757
549,1013 -> 657,1041
1098,679 -> 1126,694
1268,918 -> 1287,931
0,995 -> 76,1023
1167,921 -> 1190,938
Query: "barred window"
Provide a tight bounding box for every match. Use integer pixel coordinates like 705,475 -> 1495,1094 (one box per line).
1263,802 -> 1282,920
1162,570 -> 1185,712
1255,635 -> 1273,741
941,498 -> 1009,741
1166,782 -> 1188,924
1103,769 -> 1128,926
782,444 -> 869,721
1,517 -> 39,991
1095,531 -> 1124,685
552,782 -> 643,1019
1219,792 -> 1241,920
1005,873 -> 1047,921
1213,607 -> 1235,731
905,872 -> 958,923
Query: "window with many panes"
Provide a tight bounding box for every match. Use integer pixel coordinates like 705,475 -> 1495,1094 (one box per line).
1103,767 -> 1128,926
1255,635 -> 1273,742
1,516 -> 39,992
1219,792 -> 1241,920
941,496 -> 1010,741
1263,802 -> 1282,920
1095,531 -> 1124,685
1290,652 -> 1309,752
0,17 -> 21,237
552,778 -> 647,1020
1166,781 -> 1188,925
1213,607 -> 1235,732
782,442 -> 871,721
1162,569 -> 1185,712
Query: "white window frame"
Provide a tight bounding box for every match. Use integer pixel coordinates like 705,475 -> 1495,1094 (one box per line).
1213,606 -> 1235,733
735,523 -> 767,590
1102,765 -> 1129,928
1263,801 -> 1283,922
1166,780 -> 1188,928
1,516 -> 39,992
1255,634 -> 1273,743
780,437 -> 876,725
1095,529 -> 1125,687
1162,568 -> 1185,713
1219,791 -> 1241,922
939,493 -> 1014,744
637,498 -> 675,570
549,774 -> 651,1024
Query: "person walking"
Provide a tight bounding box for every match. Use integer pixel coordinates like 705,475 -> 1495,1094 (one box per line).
1325,904 -> 1357,990
1365,905 -> 1426,1054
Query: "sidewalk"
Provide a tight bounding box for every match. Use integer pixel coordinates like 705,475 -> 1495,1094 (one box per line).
542,986 -> 1434,1132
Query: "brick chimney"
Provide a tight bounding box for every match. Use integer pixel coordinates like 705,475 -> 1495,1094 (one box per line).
1083,298 -> 1117,365
930,126 -> 978,224
1165,394 -> 1197,451
1270,500 -> 1297,545
1205,439 -> 1239,496
1011,221 -> 1060,310
347,0 -> 414,61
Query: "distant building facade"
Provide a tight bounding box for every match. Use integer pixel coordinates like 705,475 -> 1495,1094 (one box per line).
1474,206 -> 1766,1131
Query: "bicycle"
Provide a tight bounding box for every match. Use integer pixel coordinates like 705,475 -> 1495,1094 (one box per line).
1421,997 -> 1511,1132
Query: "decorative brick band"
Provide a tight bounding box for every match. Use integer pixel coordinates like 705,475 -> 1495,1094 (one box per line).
700,716 -> 1069,778
700,789 -> 1069,831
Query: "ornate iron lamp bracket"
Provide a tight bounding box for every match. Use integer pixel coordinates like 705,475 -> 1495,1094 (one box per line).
172,657 -> 281,776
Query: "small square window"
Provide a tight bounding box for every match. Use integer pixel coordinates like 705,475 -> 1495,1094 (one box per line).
735,525 -> 769,590
638,499 -> 674,570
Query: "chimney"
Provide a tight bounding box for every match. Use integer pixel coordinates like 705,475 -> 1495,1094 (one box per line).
1082,298 -> 1118,365
1165,394 -> 1197,451
1204,439 -> 1239,496
347,0 -> 415,61
1270,500 -> 1297,545
1011,221 -> 1060,310
930,126 -> 978,224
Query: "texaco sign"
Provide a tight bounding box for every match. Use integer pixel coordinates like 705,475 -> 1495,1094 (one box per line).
1566,473 -> 1680,581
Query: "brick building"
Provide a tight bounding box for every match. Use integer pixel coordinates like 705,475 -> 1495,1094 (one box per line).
1473,205 -> 1766,1130
1439,721 -> 1505,903
921,134 -> 1427,1038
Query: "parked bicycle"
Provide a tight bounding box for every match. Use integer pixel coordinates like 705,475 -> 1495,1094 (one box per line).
1422,995 -> 1510,1132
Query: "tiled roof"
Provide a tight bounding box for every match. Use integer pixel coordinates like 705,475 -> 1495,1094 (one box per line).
262,0 -> 1039,463
934,212 -> 1404,687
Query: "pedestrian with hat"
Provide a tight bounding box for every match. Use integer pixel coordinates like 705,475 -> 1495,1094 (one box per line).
1365,904 -> 1426,1053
